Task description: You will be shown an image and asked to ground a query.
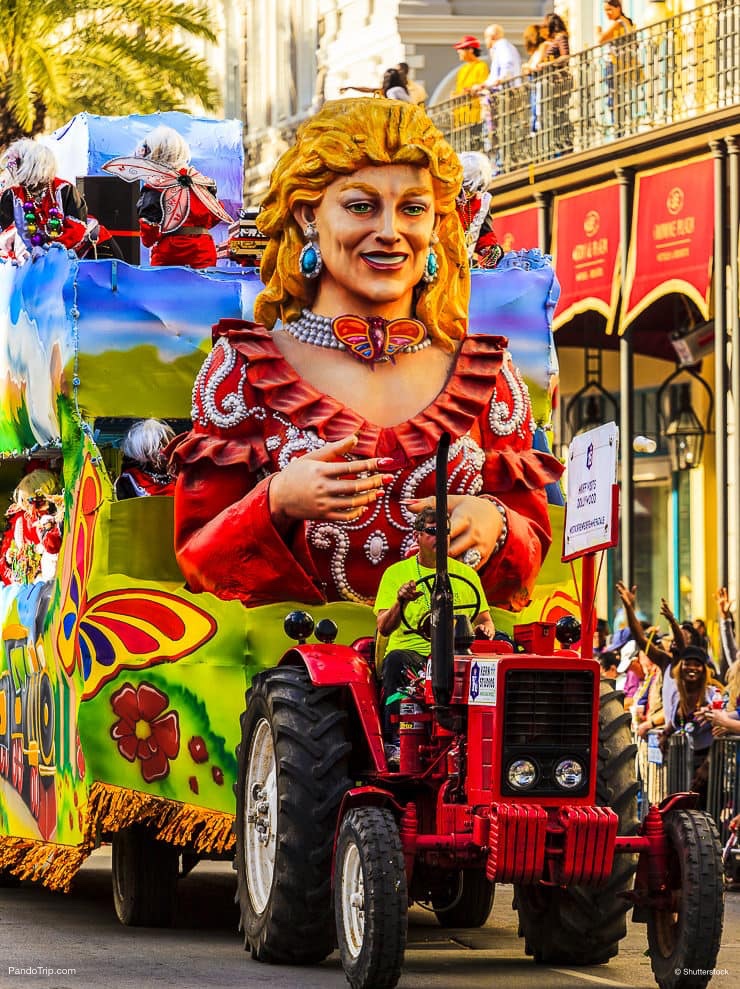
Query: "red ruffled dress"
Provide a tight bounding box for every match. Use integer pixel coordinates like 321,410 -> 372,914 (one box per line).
171,320 -> 564,609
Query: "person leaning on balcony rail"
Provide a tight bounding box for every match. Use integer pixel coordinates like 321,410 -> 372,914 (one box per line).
471,24 -> 522,93
538,14 -> 573,154
450,35 -> 489,135
598,0 -> 640,138
520,24 -> 547,136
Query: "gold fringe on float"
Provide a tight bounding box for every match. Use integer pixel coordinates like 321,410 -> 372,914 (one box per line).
0,782 -> 236,893
86,782 -> 236,855
0,837 -> 86,892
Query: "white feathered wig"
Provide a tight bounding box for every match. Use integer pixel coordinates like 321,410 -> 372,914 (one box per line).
134,126 -> 191,169
0,139 -> 57,191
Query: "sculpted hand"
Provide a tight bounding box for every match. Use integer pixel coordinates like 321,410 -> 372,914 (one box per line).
269,435 -> 394,526
615,581 -> 636,609
405,495 -> 503,568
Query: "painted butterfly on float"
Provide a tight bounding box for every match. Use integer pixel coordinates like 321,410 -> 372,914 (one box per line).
101,158 -> 233,234
331,315 -> 427,365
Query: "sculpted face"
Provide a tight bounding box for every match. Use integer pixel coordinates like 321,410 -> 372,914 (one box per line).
294,163 -> 436,319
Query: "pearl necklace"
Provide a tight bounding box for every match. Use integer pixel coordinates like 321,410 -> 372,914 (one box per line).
283,309 -> 432,356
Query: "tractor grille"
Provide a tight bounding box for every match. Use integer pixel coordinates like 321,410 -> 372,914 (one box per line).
501,668 -> 594,797
503,669 -> 594,747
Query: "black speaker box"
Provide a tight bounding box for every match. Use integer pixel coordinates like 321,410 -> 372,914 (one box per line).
76,175 -> 140,264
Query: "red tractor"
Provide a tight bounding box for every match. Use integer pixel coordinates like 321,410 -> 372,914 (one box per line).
233,436 -> 724,989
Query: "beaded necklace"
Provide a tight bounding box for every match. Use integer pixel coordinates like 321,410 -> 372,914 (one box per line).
20,186 -> 63,247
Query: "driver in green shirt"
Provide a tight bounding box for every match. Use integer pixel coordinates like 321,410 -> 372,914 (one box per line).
374,506 -> 496,765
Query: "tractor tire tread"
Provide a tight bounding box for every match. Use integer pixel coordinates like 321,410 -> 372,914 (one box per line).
235,665 -> 351,965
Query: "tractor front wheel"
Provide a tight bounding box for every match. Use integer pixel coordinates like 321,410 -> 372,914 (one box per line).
235,665 -> 351,965
647,809 -> 724,989
335,806 -> 407,989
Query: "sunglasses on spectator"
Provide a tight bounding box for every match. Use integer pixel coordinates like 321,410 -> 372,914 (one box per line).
422,526 -> 449,536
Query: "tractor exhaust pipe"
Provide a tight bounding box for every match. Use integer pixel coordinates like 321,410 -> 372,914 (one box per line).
430,432 -> 454,707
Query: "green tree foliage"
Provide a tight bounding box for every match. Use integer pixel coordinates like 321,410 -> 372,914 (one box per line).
0,0 -> 219,145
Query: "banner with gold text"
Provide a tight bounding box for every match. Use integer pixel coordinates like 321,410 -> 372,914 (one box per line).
620,157 -> 714,331
551,181 -> 621,333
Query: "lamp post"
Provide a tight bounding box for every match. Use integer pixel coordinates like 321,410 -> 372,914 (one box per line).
656,365 -> 713,611
657,367 -> 713,472
664,382 -> 705,471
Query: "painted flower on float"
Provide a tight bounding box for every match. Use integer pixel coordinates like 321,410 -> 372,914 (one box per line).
110,681 -> 180,782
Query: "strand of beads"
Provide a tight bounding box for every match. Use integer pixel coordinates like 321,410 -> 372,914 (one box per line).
23,200 -> 63,247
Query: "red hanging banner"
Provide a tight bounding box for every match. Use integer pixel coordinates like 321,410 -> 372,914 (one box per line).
621,156 -> 714,331
551,181 -> 621,334
493,205 -> 539,254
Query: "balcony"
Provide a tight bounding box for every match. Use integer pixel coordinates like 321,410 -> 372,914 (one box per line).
426,0 -> 740,176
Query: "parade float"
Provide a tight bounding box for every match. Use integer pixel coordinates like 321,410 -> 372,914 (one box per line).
0,102 -> 722,989
0,237 -> 563,893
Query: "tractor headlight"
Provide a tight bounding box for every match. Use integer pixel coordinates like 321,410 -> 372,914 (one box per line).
554,758 -> 585,790
507,758 -> 538,790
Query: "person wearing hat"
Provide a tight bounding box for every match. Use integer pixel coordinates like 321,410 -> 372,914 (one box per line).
451,35 -> 489,131
374,505 -> 495,767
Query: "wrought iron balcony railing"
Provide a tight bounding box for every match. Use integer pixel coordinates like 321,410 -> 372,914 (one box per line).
426,0 -> 740,175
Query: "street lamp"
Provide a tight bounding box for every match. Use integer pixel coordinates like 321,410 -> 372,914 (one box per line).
657,366 -> 713,471
664,383 -> 704,471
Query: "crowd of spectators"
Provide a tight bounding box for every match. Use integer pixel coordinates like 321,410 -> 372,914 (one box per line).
598,582 -> 740,847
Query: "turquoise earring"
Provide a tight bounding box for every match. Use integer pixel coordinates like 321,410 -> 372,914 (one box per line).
422,238 -> 438,284
299,222 -> 322,279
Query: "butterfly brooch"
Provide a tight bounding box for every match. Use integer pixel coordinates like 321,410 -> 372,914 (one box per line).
332,315 -> 428,366
101,158 -> 233,234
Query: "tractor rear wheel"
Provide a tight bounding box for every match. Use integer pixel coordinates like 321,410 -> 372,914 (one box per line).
111,824 -> 179,926
647,809 -> 723,989
335,806 -> 407,989
432,869 -> 494,928
235,665 -> 351,964
514,678 -> 640,964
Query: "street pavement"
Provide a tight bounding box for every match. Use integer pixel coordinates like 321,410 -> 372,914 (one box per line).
0,848 -> 738,989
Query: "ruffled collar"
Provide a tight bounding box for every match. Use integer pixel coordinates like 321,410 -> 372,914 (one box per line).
214,320 -> 508,461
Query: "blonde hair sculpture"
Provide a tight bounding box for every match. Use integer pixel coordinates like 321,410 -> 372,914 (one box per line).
255,99 -> 469,350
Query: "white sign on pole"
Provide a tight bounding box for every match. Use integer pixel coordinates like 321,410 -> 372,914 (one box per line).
563,422 -> 619,560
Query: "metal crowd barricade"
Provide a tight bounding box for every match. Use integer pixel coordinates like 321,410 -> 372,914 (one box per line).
635,728 -> 695,819
707,737 -> 740,848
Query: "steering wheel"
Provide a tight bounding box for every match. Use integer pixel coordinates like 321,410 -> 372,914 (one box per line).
400,572 -> 481,641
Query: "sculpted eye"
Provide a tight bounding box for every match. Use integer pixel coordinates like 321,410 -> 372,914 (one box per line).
403,203 -> 427,216
346,201 -> 373,214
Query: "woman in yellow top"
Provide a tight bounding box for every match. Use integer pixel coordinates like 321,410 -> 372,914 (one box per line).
451,35 -> 489,130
